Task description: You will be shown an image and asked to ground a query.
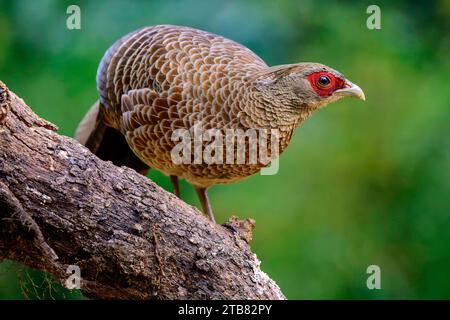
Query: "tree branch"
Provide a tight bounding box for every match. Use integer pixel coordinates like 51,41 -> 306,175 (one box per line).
0,81 -> 285,300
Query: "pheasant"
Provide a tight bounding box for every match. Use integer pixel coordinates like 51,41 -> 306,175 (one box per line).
76,25 -> 365,223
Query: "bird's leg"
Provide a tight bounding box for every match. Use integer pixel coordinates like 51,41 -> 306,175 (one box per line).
170,175 -> 180,198
195,187 -> 216,223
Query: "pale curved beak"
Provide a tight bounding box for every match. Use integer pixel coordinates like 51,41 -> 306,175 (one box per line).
334,81 -> 365,101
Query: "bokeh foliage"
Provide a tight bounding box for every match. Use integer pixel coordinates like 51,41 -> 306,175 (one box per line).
0,0 -> 448,299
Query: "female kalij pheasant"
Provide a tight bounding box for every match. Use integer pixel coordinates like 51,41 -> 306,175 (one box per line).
76,25 -> 365,222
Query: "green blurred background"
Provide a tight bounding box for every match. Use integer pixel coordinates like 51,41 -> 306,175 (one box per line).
0,0 -> 449,299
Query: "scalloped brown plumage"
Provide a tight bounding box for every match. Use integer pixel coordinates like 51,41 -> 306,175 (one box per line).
76,25 -> 365,222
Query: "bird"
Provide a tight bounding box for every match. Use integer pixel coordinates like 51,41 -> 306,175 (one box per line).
75,25 -> 365,223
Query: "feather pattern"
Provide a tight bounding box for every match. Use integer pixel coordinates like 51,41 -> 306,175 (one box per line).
96,25 -> 315,187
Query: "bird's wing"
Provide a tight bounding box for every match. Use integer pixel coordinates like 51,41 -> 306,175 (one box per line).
119,88 -> 186,170
97,25 -> 267,130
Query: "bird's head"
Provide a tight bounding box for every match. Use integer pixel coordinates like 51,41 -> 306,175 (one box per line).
251,63 -> 365,122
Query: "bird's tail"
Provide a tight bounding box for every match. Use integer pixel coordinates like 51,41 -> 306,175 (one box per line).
75,100 -> 149,175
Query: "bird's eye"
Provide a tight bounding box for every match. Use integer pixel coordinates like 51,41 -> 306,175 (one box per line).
317,75 -> 331,87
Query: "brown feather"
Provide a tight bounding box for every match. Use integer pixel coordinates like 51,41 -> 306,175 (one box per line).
86,25 -> 346,187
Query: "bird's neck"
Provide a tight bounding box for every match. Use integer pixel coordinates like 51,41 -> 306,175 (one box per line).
235,86 -> 315,153
241,85 -> 314,131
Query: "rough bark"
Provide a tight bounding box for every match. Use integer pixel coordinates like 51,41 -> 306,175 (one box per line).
0,81 -> 284,300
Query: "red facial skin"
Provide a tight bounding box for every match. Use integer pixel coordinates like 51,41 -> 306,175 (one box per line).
306,72 -> 346,97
